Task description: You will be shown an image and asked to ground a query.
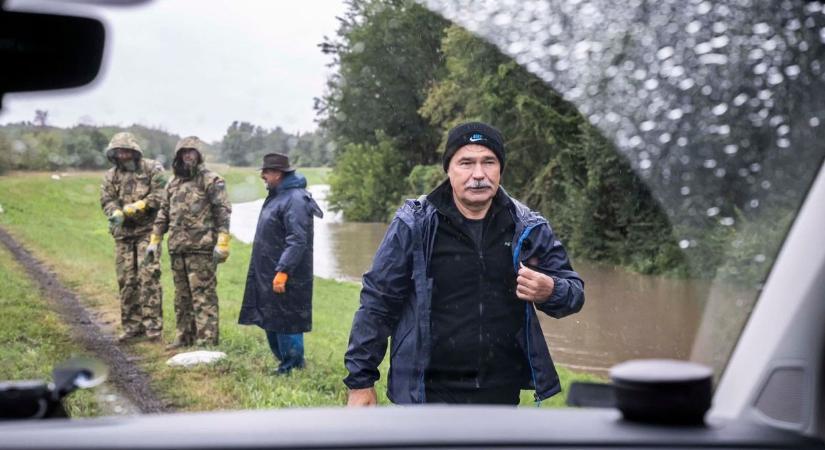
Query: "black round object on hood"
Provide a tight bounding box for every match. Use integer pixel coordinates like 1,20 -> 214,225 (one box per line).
609,359 -> 713,425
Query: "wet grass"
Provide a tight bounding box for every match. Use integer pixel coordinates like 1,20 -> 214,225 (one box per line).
0,171 -> 600,414
0,243 -> 100,417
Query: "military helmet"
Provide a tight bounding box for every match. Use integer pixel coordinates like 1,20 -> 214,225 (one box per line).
105,131 -> 143,163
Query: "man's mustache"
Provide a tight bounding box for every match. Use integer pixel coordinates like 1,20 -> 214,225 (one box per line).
466,180 -> 493,189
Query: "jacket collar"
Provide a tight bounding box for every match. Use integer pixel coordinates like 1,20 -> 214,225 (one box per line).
270,171 -> 307,194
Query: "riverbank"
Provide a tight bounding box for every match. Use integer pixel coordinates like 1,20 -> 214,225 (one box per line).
0,170 -> 598,414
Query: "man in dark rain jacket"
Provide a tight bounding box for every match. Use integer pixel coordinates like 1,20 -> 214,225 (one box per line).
239,153 -> 323,375
344,122 -> 585,406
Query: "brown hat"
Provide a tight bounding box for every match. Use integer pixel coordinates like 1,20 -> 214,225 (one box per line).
260,153 -> 295,172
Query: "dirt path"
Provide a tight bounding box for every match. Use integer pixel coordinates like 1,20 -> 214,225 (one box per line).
0,226 -> 170,414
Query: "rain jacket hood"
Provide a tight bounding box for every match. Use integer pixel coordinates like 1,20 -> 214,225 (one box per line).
173,136 -> 205,177
273,171 -> 308,192
105,131 -> 144,164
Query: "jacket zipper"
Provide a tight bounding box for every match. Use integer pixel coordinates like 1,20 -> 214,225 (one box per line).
513,224 -> 541,406
417,207 -> 437,403
477,228 -> 485,390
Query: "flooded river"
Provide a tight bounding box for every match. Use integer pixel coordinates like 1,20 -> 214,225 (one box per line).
231,185 -> 388,281
231,186 -> 749,376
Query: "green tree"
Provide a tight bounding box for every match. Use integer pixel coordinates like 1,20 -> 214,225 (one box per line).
63,126 -> 109,168
420,26 -> 583,197
405,163 -> 443,197
318,0 -> 448,163
525,127 -> 685,274
221,121 -> 266,166
34,110 -> 48,127
216,123 -> 333,168
327,132 -> 406,221
0,123 -> 181,170
318,0 -> 449,217
0,133 -> 12,174
289,130 -> 334,167
420,26 -> 685,274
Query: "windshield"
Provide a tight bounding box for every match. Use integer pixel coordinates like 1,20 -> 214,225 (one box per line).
0,0 -> 823,417
417,0 -> 825,379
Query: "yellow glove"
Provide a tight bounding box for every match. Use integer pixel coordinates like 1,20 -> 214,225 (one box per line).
108,209 -> 124,231
213,232 -> 230,264
123,200 -> 147,217
144,234 -> 162,264
272,272 -> 288,294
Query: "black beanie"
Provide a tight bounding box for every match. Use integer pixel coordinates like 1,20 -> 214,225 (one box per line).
442,121 -> 505,172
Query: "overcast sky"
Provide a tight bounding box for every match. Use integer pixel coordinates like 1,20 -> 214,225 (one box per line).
1,0 -> 348,142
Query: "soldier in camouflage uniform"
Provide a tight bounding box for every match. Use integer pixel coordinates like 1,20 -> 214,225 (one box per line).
100,132 -> 166,343
146,136 -> 232,349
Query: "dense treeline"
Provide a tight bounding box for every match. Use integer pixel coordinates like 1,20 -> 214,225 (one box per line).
0,121 -> 333,174
316,0 -> 688,275
0,123 -> 180,172
216,121 -> 332,168
316,0 -> 449,220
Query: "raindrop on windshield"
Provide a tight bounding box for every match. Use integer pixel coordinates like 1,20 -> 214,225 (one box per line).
712,103 -> 728,115
785,65 -> 801,77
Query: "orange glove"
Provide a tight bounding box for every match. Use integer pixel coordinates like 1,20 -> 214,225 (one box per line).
273,272 -> 288,294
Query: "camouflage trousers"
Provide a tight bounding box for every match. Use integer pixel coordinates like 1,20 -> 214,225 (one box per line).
170,253 -> 219,346
114,235 -> 163,338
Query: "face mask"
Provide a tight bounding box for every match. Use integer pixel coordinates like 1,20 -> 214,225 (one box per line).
173,159 -> 197,178
119,159 -> 137,172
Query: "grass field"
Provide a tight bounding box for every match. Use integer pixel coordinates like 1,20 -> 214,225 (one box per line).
0,244 -> 101,417
0,170 -> 598,413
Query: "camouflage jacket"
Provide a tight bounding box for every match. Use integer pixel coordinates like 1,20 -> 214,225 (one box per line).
152,165 -> 232,254
100,158 -> 166,240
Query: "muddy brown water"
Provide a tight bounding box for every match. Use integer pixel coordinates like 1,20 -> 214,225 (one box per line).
232,186 -> 746,376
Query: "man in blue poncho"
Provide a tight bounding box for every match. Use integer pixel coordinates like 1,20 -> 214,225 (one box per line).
239,153 -> 323,374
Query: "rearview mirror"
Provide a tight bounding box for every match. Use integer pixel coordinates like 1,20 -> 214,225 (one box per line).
0,9 -> 105,106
